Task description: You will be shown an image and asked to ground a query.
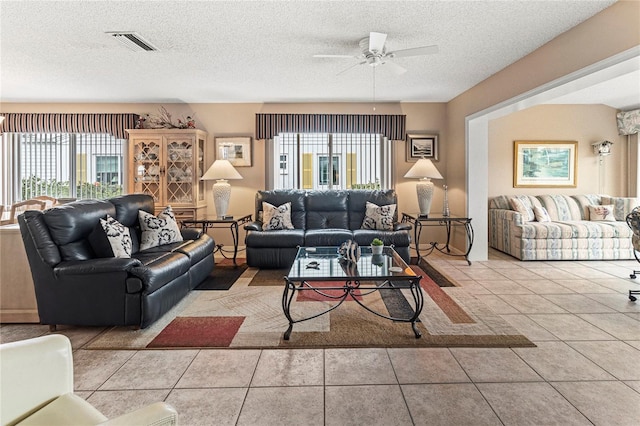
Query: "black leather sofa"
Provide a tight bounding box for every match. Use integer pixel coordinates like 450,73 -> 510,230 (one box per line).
18,194 -> 215,329
244,189 -> 412,269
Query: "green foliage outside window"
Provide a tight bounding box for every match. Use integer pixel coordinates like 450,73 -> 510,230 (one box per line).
21,175 -> 123,200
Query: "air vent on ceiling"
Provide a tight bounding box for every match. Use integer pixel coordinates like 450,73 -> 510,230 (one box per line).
106,32 -> 158,51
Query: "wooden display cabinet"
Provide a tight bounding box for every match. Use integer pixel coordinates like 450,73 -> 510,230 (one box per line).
126,129 -> 208,221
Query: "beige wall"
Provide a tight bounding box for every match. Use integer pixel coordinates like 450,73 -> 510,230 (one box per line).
447,0 -> 639,252
1,102 -> 447,246
488,104 -> 628,198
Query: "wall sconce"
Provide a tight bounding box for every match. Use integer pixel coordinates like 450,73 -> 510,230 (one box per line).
592,140 -> 613,156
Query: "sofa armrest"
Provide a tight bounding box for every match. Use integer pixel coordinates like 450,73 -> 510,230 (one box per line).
54,258 -> 143,277
245,221 -> 263,231
394,222 -> 412,232
181,228 -> 203,240
99,402 -> 178,426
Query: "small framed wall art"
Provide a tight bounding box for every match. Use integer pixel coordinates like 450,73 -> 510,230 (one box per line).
513,140 -> 577,188
215,136 -> 252,167
406,133 -> 438,162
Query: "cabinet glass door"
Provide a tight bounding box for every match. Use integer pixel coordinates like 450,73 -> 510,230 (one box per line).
132,139 -> 162,203
166,139 -> 194,204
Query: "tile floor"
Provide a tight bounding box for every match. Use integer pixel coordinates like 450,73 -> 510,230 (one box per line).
2,249 -> 640,425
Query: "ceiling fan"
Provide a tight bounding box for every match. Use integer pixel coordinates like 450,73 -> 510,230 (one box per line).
313,32 -> 438,75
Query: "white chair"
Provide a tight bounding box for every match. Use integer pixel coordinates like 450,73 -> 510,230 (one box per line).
0,335 -> 178,426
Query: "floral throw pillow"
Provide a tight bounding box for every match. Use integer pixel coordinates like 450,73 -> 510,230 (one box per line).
100,215 -> 133,258
588,205 -> 616,222
262,202 -> 294,230
361,202 -> 396,231
139,206 -> 183,250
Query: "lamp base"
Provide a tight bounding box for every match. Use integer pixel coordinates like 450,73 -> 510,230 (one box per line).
213,179 -> 231,219
416,179 -> 434,216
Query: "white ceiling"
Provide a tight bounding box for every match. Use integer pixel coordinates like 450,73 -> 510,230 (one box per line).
1,0 -> 633,106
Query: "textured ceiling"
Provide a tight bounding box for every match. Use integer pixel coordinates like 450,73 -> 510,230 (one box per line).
0,0 -> 622,104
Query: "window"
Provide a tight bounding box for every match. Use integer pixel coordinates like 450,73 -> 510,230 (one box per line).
319,155 -> 340,186
279,154 -> 288,175
1,132 -> 126,205
270,133 -> 391,190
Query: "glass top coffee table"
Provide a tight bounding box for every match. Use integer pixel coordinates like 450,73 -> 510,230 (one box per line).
282,246 -> 424,340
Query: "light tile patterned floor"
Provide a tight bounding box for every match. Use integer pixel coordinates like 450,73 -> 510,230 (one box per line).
2,249 -> 640,425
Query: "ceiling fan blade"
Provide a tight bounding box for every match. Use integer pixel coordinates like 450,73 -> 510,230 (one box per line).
336,61 -> 366,76
388,44 -> 439,58
383,60 -> 407,75
313,54 -> 358,58
369,32 -> 387,53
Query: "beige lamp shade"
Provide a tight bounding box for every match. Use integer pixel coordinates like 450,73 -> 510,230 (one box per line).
201,159 -> 243,180
404,158 -> 443,216
404,158 -> 443,180
201,160 -> 242,218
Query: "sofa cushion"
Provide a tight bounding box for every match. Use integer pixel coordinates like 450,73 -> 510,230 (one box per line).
588,205 -> 616,222
99,215 -> 132,258
130,251 -> 191,293
139,206 -> 183,250
533,206 -> 551,223
537,195 -> 584,221
353,229 -> 411,247
509,196 -> 535,222
245,229 -> 305,248
305,190 -> 349,229
304,229 -> 353,246
361,201 -> 396,230
262,202 -> 294,230
41,199 -> 116,261
601,196 -> 640,221
256,190 -> 306,229
348,190 -> 398,230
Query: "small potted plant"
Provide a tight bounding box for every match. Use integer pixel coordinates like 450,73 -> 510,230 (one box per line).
371,238 -> 384,255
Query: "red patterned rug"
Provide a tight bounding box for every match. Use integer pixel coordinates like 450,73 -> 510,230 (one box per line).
86,260 -> 534,350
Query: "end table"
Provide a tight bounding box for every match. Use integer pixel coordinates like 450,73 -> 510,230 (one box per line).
181,214 -> 252,266
401,213 -> 474,265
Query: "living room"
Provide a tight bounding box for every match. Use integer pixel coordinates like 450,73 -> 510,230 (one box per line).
1,1 -> 640,425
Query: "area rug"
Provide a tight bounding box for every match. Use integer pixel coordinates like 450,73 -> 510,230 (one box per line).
85,261 -> 535,350
194,258 -> 248,290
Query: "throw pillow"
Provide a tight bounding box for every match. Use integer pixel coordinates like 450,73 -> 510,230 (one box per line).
533,206 -> 551,223
509,196 -> 535,222
588,205 -> 616,222
361,201 -> 396,231
99,215 -> 132,258
262,202 -> 294,230
139,206 -> 183,250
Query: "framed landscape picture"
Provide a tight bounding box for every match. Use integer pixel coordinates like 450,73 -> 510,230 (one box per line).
215,136 -> 252,167
513,140 -> 577,188
406,133 -> 438,162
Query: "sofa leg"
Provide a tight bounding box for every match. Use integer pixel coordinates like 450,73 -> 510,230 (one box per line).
48,325 -> 57,332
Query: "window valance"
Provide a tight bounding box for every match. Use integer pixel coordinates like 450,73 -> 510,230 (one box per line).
0,113 -> 138,139
255,113 -> 406,140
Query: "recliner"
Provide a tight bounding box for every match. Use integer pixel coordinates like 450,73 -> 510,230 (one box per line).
0,334 -> 178,426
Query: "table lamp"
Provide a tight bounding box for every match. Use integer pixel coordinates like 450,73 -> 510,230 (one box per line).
201,160 -> 242,219
404,158 -> 443,217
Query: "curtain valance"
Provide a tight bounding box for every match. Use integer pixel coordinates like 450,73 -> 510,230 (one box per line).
0,113 -> 138,139
255,113 -> 406,140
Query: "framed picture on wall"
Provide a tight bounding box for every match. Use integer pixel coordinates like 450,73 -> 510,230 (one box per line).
513,140 -> 577,188
406,133 -> 438,162
215,136 -> 252,167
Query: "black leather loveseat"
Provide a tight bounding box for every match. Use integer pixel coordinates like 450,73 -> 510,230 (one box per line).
18,194 -> 214,329
244,189 -> 411,269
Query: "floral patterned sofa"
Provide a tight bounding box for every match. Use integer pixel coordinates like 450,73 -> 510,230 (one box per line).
489,194 -> 637,260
